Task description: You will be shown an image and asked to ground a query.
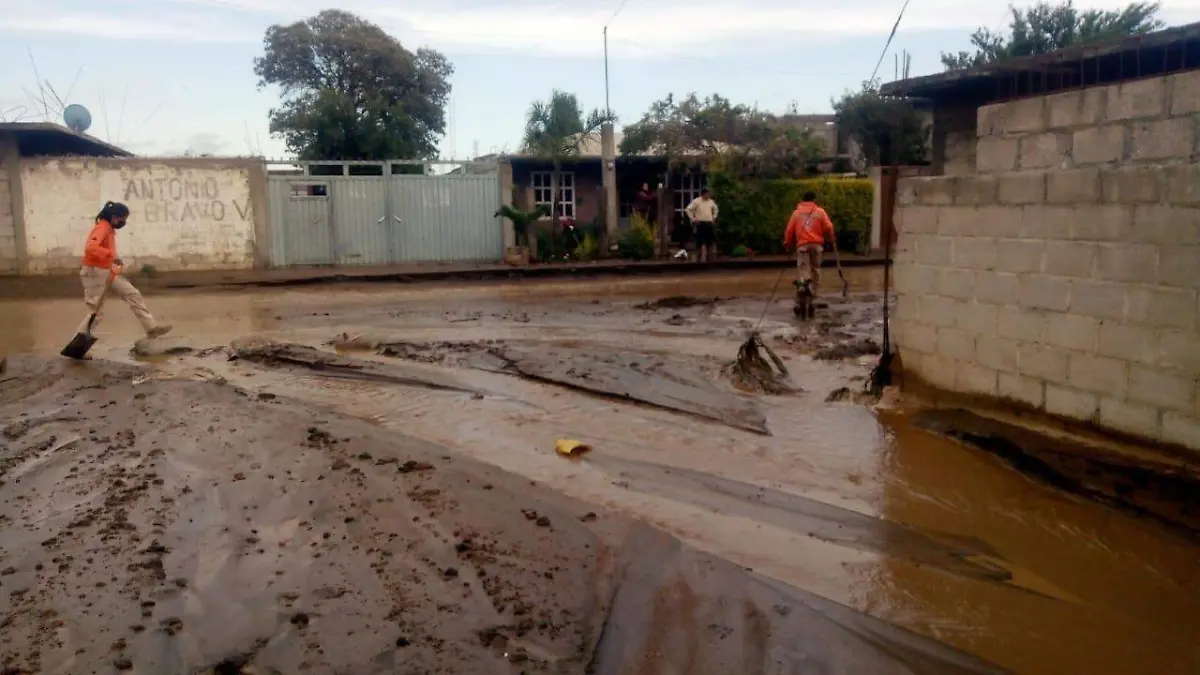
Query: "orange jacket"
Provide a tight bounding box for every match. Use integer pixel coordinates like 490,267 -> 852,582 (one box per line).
783,202 -> 835,248
82,219 -> 117,269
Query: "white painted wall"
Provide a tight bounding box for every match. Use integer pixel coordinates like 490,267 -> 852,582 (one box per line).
20,158 -> 257,273
0,137 -> 18,274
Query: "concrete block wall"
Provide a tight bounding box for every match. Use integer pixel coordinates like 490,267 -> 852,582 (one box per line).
0,138 -> 18,274
976,71 -> 1200,174
19,157 -> 270,274
893,164 -> 1200,453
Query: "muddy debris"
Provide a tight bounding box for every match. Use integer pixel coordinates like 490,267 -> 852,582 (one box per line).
634,295 -> 721,310
812,337 -> 882,361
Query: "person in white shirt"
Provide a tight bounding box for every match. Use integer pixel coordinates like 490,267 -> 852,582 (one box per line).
684,189 -> 719,263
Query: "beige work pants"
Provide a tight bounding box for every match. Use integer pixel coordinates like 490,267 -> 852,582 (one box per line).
796,244 -> 823,294
77,266 -> 157,334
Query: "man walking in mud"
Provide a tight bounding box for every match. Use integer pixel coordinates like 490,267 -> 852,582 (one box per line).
685,188 -> 719,263
783,191 -> 836,296
77,201 -> 172,339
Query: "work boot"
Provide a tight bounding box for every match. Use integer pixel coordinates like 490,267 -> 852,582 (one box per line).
146,325 -> 173,339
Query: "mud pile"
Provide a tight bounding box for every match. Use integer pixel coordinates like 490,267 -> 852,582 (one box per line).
0,356 -> 1004,674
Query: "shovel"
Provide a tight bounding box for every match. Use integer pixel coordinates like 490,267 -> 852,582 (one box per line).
832,247 -> 850,299
60,270 -> 115,360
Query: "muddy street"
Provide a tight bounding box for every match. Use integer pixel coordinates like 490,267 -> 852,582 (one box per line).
2,268 -> 1199,675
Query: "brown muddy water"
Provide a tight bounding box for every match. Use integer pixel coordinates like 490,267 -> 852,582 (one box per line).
2,268 -> 1199,675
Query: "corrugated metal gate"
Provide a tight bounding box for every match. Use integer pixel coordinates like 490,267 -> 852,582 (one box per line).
267,161 -> 502,267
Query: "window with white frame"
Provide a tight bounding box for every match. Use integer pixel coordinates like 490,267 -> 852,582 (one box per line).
674,174 -> 706,220
532,171 -> 575,219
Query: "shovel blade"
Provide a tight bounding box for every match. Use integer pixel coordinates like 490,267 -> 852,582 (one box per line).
60,332 -> 98,360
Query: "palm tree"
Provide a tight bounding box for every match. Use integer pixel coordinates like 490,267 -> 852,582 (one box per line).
521,90 -> 614,260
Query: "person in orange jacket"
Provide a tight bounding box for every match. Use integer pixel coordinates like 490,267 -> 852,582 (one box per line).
782,191 -> 836,296
77,201 -> 172,339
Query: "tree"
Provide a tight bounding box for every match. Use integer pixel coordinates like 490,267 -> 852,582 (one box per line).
619,94 -> 826,179
520,90 -> 613,260
254,10 -> 453,160
833,81 -> 930,167
942,1 -> 1163,70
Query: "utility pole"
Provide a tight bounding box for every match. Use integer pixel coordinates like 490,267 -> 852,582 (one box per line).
603,26 -> 610,115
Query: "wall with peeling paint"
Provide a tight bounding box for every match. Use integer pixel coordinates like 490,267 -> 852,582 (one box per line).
18,157 -> 270,274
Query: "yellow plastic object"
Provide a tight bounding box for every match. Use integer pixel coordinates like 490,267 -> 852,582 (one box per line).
555,439 -> 591,458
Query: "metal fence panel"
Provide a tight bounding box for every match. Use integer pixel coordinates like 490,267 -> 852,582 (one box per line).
331,178 -> 391,266
268,177 -> 335,266
390,175 -> 503,262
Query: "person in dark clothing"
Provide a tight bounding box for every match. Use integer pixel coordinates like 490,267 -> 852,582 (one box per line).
633,183 -> 656,222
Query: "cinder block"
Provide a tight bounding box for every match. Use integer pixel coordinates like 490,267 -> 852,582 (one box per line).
957,300 -> 999,335
1047,168 -> 1101,204
1019,274 -> 1071,312
976,138 -> 1018,173
1067,352 -> 1128,395
1162,412 -> 1200,449
1096,244 -> 1159,283
1169,70 -> 1200,115
1159,245 -> 1200,289
976,334 -> 1019,373
1043,241 -> 1095,278
978,97 -> 1047,136
897,320 -> 938,354
1047,87 -> 1107,128
999,306 -> 1046,342
1100,166 -> 1162,204
954,238 -> 998,270
894,263 -> 937,295
998,172 -> 1046,204
1019,133 -> 1072,170
1071,205 -> 1134,241
1045,313 -> 1099,351
1019,205 -> 1074,240
1072,125 -> 1126,165
915,177 -> 958,206
975,271 -> 1020,305
921,354 -> 959,390
955,176 -> 999,206
936,267 -> 976,300
1127,286 -> 1196,330
1106,78 -> 1166,121
1132,205 -> 1200,245
919,294 -> 964,328
999,373 -> 1046,408
1159,329 -> 1200,372
1098,321 -> 1158,364
976,205 -> 1025,238
995,239 -> 1045,273
1045,384 -> 1100,420
1131,118 -> 1195,162
899,206 -> 939,234
915,235 -> 954,266
1129,364 -> 1195,412
935,207 -> 979,236
896,179 -> 919,206
936,327 -> 977,361
1070,279 -> 1128,320
1099,397 -> 1161,439
956,362 -> 999,395
1163,165 -> 1200,206
1019,343 -> 1070,380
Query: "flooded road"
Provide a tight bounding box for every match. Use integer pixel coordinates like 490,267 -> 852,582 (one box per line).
2,268 -> 1198,674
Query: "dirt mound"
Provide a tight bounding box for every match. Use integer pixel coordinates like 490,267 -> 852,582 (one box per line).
633,296 -> 720,310
0,355 -> 1006,674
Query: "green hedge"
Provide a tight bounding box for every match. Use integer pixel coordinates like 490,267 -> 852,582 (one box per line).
708,171 -> 874,255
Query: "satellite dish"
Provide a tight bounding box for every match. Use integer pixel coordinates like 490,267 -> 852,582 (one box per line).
63,104 -> 92,134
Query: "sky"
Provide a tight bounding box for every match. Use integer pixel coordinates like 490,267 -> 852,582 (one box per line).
2,0 -> 1200,159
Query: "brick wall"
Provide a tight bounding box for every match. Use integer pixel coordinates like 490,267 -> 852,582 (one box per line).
20,157 -> 261,274
893,74 -> 1200,453
975,71 -> 1200,173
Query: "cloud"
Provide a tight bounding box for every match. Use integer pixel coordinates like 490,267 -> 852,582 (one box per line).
5,0 -> 1200,57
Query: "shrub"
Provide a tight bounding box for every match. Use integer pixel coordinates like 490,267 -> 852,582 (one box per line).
576,233 -> 600,261
708,167 -> 873,256
618,214 -> 655,261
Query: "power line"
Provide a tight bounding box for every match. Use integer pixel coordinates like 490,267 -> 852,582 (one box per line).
606,0 -> 631,27
868,0 -> 913,84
